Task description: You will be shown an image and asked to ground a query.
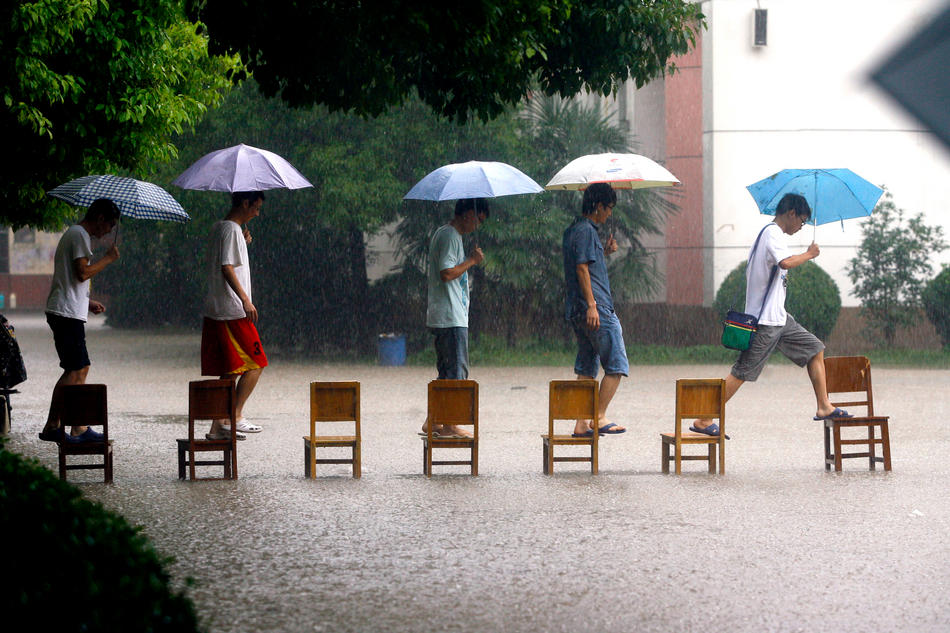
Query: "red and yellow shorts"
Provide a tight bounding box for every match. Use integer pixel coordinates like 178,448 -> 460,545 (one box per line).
201,317 -> 268,376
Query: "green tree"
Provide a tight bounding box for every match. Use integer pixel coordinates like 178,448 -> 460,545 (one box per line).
847,191 -> 946,346
2,0 -> 242,229
190,0 -> 703,122
922,266 -> 950,348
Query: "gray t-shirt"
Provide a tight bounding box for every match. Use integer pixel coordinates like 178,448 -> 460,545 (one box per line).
426,224 -> 469,328
45,225 -> 94,321
203,220 -> 251,320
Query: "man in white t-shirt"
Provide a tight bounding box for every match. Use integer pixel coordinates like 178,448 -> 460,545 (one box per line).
692,193 -> 851,437
200,191 -> 269,440
39,198 -> 120,443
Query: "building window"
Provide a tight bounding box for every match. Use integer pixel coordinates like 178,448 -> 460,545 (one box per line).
13,227 -> 35,244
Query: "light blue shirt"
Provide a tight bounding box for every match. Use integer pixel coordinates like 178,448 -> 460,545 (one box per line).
426,224 -> 469,328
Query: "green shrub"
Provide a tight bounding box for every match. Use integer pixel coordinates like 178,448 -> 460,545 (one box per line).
0,442 -> 201,633
714,260 -> 841,341
922,266 -> 950,348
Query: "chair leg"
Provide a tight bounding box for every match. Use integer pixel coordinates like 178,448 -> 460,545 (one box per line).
718,438 -> 726,475
707,443 -> 716,474
310,442 -> 318,480
543,440 -> 549,475
424,441 -> 432,477
661,441 -> 670,474
824,423 -> 832,471
105,449 -> 113,484
178,444 -> 186,480
471,442 -> 478,476
353,442 -> 361,479
881,421 -> 892,471
674,442 -> 682,475
590,441 -> 598,475
58,449 -> 67,481
833,424 -> 843,472
868,424 -> 877,471
303,443 -> 310,478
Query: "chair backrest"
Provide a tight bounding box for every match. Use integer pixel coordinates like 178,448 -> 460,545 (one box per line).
428,380 -> 478,436
824,356 -> 874,415
310,381 -> 360,437
675,379 -> 724,434
61,384 -> 108,438
189,379 -> 236,422
549,380 -> 599,436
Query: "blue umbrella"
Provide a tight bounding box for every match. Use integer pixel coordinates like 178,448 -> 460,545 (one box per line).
48,174 -> 190,222
746,168 -> 884,233
404,161 -> 543,201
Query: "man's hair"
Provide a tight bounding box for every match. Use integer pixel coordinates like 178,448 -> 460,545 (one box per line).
454,197 -> 490,219
776,193 -> 811,221
85,198 -> 121,223
231,191 -> 265,207
581,183 -> 617,215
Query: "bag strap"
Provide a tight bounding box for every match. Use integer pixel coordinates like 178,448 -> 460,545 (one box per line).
731,223 -> 780,318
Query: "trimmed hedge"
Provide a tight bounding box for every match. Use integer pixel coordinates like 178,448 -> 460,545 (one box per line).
923,266 -> 950,348
714,260 -> 841,341
0,442 -> 201,633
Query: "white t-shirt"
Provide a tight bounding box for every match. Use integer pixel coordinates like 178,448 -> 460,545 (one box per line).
45,225 -> 94,321
203,220 -> 251,320
745,223 -> 790,327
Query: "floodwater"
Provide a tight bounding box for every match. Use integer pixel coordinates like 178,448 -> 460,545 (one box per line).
6,312 -> 950,632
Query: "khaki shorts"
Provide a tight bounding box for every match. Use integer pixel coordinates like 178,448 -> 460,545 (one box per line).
731,315 -> 824,382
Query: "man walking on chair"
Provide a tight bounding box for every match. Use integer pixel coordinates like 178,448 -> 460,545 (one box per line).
693,193 -> 851,437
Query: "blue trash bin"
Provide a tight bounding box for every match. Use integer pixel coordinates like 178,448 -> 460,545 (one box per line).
377,333 -> 406,366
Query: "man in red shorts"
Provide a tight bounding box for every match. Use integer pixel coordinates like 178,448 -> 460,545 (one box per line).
201,191 -> 269,440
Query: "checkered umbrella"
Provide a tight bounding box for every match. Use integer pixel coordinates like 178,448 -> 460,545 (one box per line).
47,175 -> 190,222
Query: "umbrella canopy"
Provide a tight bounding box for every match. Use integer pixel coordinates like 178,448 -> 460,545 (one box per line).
404,160 -> 543,201
745,168 -> 884,227
871,4 -> 950,152
545,153 -> 680,190
47,175 -> 190,222
172,143 -> 313,192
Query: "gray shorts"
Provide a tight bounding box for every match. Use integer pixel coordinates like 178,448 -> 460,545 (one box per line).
731,315 -> 824,382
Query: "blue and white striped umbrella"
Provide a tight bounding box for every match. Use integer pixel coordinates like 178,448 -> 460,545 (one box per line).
47,175 -> 190,222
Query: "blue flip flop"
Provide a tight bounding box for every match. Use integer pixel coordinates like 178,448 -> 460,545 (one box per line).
571,429 -> 595,438
598,423 -> 626,435
689,423 -> 730,440
813,407 -> 853,421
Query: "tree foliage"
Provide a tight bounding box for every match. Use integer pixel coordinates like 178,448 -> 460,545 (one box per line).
189,0 -> 704,122
714,260 -> 841,341
847,191 -> 946,345
922,266 -> 950,348
1,0 -> 242,229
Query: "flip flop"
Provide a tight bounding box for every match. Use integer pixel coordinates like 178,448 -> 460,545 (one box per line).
813,407 -> 853,421
571,429 -> 595,438
689,424 -> 730,440
598,423 -> 626,435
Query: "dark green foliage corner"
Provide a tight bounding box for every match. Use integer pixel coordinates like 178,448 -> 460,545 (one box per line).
922,266 -> 950,348
0,442 -> 201,633
714,260 -> 841,341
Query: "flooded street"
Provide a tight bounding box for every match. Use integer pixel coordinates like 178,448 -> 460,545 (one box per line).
6,312 -> 950,632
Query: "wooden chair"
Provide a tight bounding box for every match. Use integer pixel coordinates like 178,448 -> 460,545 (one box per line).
823,356 -> 891,472
422,379 -> 478,477
661,379 -> 726,475
58,384 -> 112,483
177,379 -> 237,481
302,381 -> 361,479
542,380 -> 599,475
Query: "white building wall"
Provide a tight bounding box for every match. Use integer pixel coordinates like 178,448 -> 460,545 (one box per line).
705,0 -> 950,306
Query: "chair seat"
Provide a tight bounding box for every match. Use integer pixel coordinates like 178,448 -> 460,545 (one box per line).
177,437 -> 232,450
660,432 -> 719,444
422,435 -> 476,447
60,439 -> 114,455
541,433 -> 595,445
302,435 -> 358,445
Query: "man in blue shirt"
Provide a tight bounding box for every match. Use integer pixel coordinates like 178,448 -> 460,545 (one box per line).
562,183 -> 628,437
422,198 -> 488,437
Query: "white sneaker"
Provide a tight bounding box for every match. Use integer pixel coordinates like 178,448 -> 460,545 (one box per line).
234,418 -> 262,433
206,428 -> 246,441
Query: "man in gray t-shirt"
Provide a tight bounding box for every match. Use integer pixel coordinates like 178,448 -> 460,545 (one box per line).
40,198 -> 120,443
421,198 -> 488,437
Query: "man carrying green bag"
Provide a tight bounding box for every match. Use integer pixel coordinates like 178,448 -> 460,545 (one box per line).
694,193 -> 851,437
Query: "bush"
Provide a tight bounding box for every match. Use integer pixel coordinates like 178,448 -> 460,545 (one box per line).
714,260 -> 841,340
923,266 -> 950,348
0,442 -> 201,633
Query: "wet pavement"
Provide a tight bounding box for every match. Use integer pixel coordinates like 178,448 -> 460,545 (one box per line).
6,312 -> 950,632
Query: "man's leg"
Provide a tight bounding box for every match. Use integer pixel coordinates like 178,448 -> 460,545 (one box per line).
43,366 -> 89,435
693,373 -> 744,430
234,367 -> 262,421
806,350 -> 836,417
597,373 -> 624,430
